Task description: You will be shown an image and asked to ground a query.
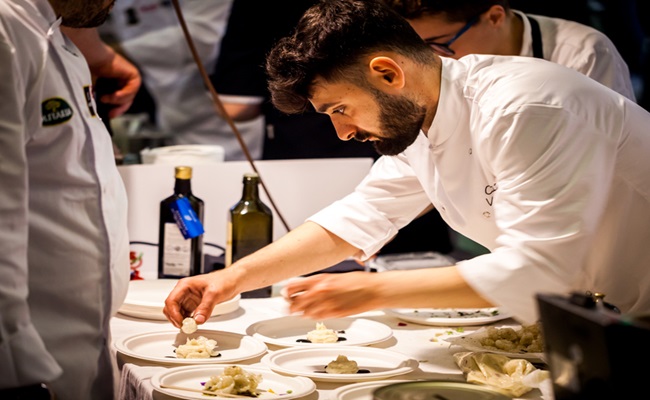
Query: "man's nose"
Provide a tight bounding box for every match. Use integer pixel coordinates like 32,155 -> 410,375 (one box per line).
331,119 -> 356,141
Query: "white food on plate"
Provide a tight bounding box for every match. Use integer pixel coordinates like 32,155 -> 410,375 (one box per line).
204,365 -> 262,396
326,355 -> 359,374
175,336 -> 219,359
181,317 -> 198,334
479,323 -> 543,353
306,322 -> 338,343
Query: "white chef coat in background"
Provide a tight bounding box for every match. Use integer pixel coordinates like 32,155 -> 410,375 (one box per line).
99,0 -> 265,161
309,55 -> 650,324
514,10 -> 636,100
0,1 -> 129,398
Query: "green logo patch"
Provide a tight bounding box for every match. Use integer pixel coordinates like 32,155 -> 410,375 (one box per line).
42,97 -> 73,126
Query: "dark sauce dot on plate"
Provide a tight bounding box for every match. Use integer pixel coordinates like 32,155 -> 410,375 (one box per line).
317,366 -> 371,374
296,337 -> 347,343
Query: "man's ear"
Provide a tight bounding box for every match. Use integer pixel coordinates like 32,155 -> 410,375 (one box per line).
485,5 -> 507,27
368,56 -> 405,90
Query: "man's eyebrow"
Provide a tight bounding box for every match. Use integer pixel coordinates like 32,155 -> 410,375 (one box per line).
315,102 -> 337,113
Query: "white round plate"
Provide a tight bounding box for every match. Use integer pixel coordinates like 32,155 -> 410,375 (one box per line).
117,279 -> 240,320
114,329 -> 267,364
443,327 -> 545,361
151,364 -> 316,399
384,307 -> 509,326
246,316 -> 393,347
261,345 -> 418,383
332,379 -> 410,400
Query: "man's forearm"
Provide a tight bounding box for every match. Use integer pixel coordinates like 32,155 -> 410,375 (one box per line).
233,221 -> 359,293
370,267 -> 494,310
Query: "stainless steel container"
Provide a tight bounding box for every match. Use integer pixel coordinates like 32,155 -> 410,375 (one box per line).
373,381 -> 512,400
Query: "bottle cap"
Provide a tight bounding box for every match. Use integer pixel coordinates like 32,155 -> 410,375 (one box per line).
175,166 -> 192,179
243,172 -> 259,179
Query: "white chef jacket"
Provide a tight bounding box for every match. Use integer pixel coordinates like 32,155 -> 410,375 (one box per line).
0,1 -> 129,398
309,55 -> 650,324
99,0 -> 265,161
515,10 -> 636,100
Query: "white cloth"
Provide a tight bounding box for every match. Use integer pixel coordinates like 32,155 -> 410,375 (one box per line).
515,10 -> 635,100
118,364 -> 165,400
99,0 -> 264,161
0,0 -> 130,398
309,55 -> 650,324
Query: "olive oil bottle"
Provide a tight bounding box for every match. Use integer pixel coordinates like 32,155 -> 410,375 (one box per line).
226,172 -> 273,297
158,166 -> 205,278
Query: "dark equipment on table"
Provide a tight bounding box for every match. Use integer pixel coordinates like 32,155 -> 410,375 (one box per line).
536,292 -> 650,399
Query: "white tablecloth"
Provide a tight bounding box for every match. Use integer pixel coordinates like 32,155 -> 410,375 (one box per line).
110,297 -> 547,400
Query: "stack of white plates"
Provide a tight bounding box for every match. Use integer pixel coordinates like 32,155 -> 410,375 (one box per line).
118,279 -> 240,320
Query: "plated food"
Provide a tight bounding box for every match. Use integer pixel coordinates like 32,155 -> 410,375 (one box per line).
444,324 -> 545,361
181,317 -> 198,334
306,322 -> 339,343
384,307 -> 510,326
203,365 -> 262,397
114,329 -> 267,365
325,355 -> 360,374
246,316 -> 392,347
151,364 -> 316,399
175,336 -> 220,359
261,345 -> 418,382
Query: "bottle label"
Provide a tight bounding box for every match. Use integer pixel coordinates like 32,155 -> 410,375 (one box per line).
170,197 -> 205,239
162,223 -> 191,276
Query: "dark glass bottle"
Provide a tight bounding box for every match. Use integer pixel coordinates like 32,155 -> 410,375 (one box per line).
226,172 -> 273,297
158,166 -> 204,278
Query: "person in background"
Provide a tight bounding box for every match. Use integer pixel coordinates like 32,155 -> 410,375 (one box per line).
163,0 -> 650,327
384,0 -> 637,257
212,0 -> 454,257
386,0 -> 636,100
213,0 -> 379,162
62,26 -> 142,119
97,0 -> 265,161
0,0 -> 131,398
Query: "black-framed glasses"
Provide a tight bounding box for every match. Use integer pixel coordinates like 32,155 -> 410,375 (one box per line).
424,14 -> 480,56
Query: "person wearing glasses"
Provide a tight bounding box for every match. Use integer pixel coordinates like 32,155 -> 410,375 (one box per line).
163,0 -> 650,328
385,0 -> 636,100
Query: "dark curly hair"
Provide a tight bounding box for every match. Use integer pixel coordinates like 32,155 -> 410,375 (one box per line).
266,0 -> 435,114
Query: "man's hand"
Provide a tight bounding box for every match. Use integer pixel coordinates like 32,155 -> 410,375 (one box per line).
89,51 -> 141,118
62,27 -> 141,118
283,272 -> 383,319
163,270 -> 239,328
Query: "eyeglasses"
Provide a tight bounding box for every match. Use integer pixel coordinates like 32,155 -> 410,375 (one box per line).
423,14 -> 480,57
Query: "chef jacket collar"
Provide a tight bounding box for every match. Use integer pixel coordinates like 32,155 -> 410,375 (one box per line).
424,56 -> 470,148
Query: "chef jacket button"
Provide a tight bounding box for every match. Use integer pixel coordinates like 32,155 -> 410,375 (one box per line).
482,211 -> 491,218
468,148 -> 473,155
